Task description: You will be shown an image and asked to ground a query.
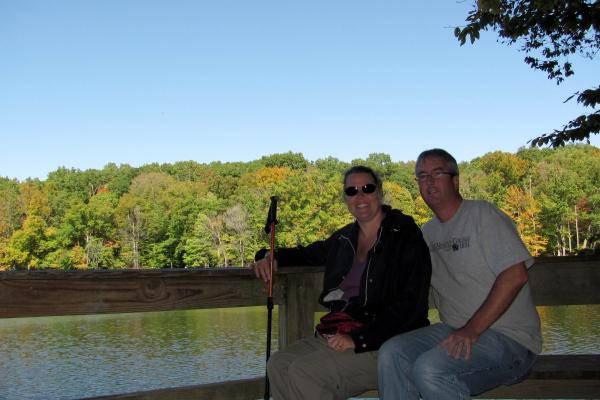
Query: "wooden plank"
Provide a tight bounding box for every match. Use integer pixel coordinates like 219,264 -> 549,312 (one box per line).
82,377 -> 264,400
474,379 -> 600,399
85,377 -> 600,400
0,256 -> 598,319
0,267 -> 263,280
527,354 -> 600,379
295,256 -> 600,310
360,380 -> 600,399
359,355 -> 600,399
0,269 -> 285,318
529,256 -> 600,306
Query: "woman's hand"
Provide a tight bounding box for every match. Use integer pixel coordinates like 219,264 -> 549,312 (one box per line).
327,333 -> 355,352
249,252 -> 278,282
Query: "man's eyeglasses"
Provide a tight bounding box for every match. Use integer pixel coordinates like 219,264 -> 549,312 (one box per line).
344,183 -> 377,196
415,171 -> 454,183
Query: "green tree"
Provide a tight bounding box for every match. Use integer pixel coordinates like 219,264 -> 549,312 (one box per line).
313,156 -> 349,178
0,178 -> 23,239
584,193 -> 600,252
180,191 -> 227,267
3,215 -> 54,269
260,152 -> 309,170
502,185 -> 548,256
103,163 -> 139,197
388,161 -> 420,200
277,168 -> 349,247
413,195 -> 433,227
117,172 -> 198,268
360,153 -> 396,181
223,204 -> 251,267
55,190 -> 119,269
182,212 -> 218,267
1,181 -> 57,269
530,145 -> 599,254
383,182 -> 415,216
460,167 -> 498,203
465,151 -> 530,203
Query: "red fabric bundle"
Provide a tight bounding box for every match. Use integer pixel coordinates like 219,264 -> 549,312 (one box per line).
315,311 -> 364,339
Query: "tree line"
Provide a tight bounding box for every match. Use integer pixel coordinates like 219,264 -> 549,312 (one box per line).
0,145 -> 598,270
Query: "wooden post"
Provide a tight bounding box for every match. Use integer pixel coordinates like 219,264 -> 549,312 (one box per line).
278,271 -> 322,350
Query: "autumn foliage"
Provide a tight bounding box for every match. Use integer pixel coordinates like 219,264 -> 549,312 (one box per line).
0,147 -> 598,270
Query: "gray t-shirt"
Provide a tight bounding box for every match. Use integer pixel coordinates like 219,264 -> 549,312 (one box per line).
422,199 -> 542,353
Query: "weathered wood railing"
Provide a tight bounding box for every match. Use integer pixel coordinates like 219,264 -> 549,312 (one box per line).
1,255 -> 599,399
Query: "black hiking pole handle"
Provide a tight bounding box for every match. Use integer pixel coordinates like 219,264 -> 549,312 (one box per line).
264,196 -> 278,234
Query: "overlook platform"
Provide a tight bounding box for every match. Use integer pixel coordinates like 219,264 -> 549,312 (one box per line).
1,255 -> 599,399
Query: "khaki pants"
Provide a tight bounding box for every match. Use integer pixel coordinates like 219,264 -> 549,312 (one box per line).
267,335 -> 378,400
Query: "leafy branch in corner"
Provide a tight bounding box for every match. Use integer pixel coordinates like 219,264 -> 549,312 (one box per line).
454,0 -> 600,147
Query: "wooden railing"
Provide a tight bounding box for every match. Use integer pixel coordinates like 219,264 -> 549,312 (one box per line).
1,256 -> 599,399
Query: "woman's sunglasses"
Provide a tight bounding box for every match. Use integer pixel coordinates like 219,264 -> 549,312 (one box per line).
344,183 -> 377,196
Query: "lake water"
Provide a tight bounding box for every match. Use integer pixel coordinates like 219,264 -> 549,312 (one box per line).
1,305 -> 599,399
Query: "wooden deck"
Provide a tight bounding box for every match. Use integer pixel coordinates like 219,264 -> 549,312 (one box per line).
1,255 -> 599,399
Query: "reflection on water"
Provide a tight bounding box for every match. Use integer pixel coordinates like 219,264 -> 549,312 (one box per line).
538,305 -> 600,354
0,307 -> 278,399
0,305 -> 598,399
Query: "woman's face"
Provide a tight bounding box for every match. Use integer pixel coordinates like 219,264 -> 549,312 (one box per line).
343,172 -> 382,224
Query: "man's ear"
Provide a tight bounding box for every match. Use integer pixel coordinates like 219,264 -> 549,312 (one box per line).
452,175 -> 460,193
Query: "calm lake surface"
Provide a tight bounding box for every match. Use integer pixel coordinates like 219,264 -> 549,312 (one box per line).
1,305 -> 599,399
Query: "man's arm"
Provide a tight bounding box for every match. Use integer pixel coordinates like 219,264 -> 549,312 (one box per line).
439,262 -> 529,360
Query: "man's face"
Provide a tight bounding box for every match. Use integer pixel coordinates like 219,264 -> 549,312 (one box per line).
416,156 -> 459,210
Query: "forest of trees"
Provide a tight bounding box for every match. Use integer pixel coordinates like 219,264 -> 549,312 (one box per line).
0,145 -> 598,271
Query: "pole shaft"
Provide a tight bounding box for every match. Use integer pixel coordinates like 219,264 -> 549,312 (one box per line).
264,296 -> 273,400
264,220 -> 276,400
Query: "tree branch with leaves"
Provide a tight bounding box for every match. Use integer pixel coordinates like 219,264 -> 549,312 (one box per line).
455,0 -> 600,147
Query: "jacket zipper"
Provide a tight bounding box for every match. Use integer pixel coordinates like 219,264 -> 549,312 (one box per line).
340,228 -> 383,307
363,228 -> 383,306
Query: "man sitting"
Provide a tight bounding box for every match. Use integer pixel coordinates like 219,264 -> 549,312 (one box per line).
378,148 -> 542,399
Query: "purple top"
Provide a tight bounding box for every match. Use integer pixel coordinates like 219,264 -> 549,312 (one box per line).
340,259 -> 367,300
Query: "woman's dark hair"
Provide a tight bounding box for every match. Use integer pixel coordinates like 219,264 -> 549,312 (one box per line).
343,165 -> 382,190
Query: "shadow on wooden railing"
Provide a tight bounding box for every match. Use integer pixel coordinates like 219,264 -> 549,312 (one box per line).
1,256 -> 599,399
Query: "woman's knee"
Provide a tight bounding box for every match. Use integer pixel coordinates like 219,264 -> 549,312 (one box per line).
287,354 -> 320,380
267,350 -> 290,377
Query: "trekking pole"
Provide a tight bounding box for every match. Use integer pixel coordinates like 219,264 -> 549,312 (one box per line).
263,196 -> 278,400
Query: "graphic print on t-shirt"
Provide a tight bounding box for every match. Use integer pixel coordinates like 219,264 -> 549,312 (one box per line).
428,236 -> 471,253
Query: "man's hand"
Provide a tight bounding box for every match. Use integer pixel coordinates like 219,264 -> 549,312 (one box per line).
439,263 -> 530,360
438,325 -> 480,360
248,253 -> 278,282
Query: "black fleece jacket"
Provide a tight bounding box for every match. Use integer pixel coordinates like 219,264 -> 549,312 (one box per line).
255,205 -> 432,353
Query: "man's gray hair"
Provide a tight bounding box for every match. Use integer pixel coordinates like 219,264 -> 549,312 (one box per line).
416,149 -> 459,176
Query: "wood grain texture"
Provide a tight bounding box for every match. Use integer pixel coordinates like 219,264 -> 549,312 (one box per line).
0,268 -> 287,318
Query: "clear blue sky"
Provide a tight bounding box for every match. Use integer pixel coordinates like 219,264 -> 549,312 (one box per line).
1,1 -> 598,181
